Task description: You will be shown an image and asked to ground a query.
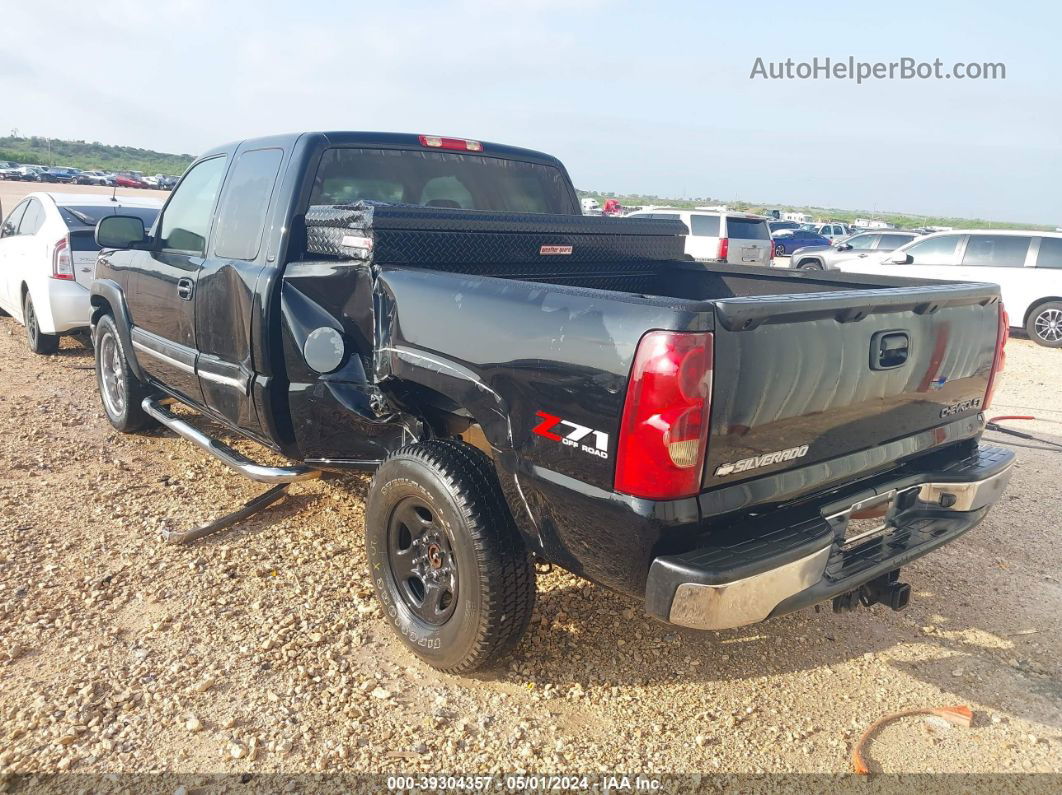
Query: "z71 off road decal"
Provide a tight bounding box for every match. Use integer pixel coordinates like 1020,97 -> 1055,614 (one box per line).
533,411 -> 609,459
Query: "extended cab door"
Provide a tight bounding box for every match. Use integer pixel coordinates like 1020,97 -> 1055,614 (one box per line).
193,145 -> 286,435
127,155 -> 228,403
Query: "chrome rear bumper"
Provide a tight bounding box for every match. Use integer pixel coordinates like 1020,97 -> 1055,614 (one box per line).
647,446 -> 1014,631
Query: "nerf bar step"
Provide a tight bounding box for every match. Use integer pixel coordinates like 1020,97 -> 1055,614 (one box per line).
142,397 -> 321,484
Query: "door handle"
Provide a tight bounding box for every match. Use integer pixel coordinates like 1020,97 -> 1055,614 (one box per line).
177,278 -> 194,301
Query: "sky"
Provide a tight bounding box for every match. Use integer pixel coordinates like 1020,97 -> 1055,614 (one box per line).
2,0 -> 1060,224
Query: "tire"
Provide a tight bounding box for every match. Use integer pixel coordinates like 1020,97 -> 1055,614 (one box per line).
94,314 -> 156,432
1025,301 -> 1062,348
365,439 -> 535,673
799,261 -> 824,270
23,293 -> 59,355
774,243 -> 786,256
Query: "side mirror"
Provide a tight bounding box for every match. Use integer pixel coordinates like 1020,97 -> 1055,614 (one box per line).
889,252 -> 912,264
837,243 -> 852,251
96,215 -> 147,249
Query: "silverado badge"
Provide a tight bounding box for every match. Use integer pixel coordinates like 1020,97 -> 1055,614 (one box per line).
714,445 -> 810,477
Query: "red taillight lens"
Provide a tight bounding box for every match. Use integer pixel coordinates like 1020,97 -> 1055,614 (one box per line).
983,304 -> 1008,409
769,240 -> 776,260
51,236 -> 74,280
717,238 -> 729,261
614,330 -> 714,499
419,135 -> 483,152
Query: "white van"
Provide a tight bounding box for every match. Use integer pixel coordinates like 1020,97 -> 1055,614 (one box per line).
835,229 -> 1062,347
625,209 -> 773,266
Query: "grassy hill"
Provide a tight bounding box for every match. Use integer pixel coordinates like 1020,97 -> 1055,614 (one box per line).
0,136 -> 194,176
577,190 -> 1055,232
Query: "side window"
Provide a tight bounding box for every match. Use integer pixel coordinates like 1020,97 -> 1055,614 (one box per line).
905,235 -> 960,265
1035,237 -> 1062,269
878,234 -> 914,249
159,156 -> 228,254
689,214 -> 720,236
213,148 -> 284,261
1,200 -> 29,238
18,200 -> 44,236
961,235 -> 1032,268
848,234 -> 878,250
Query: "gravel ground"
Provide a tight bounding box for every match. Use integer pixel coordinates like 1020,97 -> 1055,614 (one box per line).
0,314 -> 1059,781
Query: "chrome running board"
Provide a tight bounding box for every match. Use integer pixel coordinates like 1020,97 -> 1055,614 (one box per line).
142,397 -> 320,484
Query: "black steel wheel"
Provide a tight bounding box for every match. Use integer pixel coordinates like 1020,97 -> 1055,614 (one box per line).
365,439 -> 536,673
386,496 -> 460,625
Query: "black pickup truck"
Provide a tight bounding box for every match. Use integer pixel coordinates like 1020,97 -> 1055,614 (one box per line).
90,131 -> 1014,672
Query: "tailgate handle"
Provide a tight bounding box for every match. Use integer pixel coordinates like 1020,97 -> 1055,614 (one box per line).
870,330 -> 910,370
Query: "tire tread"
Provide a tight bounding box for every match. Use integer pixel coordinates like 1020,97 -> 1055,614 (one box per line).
368,439 -> 535,673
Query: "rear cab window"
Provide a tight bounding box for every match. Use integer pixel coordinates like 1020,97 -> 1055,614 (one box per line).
724,216 -> 769,240
213,148 -> 285,261
309,148 -> 578,214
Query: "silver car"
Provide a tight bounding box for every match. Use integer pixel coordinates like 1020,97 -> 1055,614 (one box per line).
788,231 -> 921,270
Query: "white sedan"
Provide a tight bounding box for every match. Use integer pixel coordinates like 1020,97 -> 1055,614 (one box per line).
0,192 -> 161,354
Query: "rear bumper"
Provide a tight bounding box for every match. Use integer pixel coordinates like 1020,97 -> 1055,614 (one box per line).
645,444 -> 1014,630
35,280 -> 91,334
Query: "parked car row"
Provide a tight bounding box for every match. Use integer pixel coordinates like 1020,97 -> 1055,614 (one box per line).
0,163 -> 179,189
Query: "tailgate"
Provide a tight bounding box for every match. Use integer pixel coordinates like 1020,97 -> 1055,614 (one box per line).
725,216 -> 771,266
704,284 -> 1001,490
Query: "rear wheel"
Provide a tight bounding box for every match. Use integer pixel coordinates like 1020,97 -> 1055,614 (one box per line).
365,440 -> 536,673
1026,301 -> 1062,348
94,314 -> 156,432
774,243 -> 787,256
23,293 -> 59,355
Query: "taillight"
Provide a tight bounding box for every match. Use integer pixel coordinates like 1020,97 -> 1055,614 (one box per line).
51,237 -> 74,280
983,304 -> 1008,409
419,135 -> 483,152
769,239 -> 776,260
614,330 -> 714,499
717,238 -> 729,261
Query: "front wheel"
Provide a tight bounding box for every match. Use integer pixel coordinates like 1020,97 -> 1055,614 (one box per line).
365,440 -> 536,673
94,314 -> 156,432
23,293 -> 59,355
1026,301 -> 1062,348
799,261 -> 824,270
